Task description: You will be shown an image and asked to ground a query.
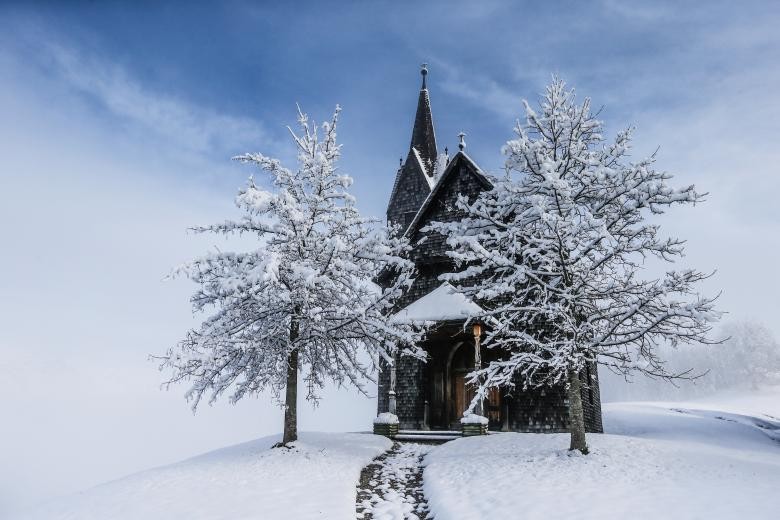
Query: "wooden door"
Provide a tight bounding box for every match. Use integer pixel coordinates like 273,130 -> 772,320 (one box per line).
453,372 -> 475,418
486,387 -> 503,426
454,375 -> 504,429
454,373 -> 465,418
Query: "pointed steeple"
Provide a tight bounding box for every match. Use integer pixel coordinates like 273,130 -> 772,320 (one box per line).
409,64 -> 437,174
386,65 -> 440,232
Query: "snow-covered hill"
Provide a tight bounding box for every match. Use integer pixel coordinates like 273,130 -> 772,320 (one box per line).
425,389 -> 780,520
14,388 -> 780,520
16,433 -> 390,520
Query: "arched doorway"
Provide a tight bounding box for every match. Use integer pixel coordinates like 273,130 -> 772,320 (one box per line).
445,342 -> 504,430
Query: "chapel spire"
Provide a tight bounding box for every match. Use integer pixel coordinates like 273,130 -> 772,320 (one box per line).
409,64 -> 438,174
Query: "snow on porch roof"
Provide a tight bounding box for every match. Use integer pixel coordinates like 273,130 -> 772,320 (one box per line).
391,282 -> 483,323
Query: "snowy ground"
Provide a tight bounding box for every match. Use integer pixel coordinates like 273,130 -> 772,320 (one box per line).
16,432 -> 391,520
13,389 -> 780,520
424,390 -> 780,520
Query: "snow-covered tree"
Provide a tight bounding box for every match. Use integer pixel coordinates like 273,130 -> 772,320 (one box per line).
431,78 -> 721,453
716,321 -> 780,389
159,106 -> 424,445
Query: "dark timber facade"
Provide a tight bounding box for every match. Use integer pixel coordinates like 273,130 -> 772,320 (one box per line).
377,66 -> 603,433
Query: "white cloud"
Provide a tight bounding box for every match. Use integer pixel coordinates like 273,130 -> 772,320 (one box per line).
599,0 -> 671,22
43,42 -> 276,158
433,59 -> 524,119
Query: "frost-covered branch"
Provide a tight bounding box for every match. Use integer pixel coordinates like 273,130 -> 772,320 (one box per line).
429,77 -> 722,453
157,107 -> 426,442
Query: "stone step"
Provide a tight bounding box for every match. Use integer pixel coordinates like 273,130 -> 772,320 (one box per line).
394,433 -> 460,443
398,430 -> 461,435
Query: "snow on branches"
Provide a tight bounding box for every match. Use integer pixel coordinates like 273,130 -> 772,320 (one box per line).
159,106 -> 425,419
429,77 -> 721,451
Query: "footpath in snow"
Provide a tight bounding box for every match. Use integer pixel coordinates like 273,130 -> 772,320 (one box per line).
356,442 -> 432,520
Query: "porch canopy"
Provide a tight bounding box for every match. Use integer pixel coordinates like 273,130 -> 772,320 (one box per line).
391,282 -> 483,323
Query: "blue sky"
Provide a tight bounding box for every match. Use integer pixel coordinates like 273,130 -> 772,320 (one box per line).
7,0 -> 779,204
2,0 -> 780,513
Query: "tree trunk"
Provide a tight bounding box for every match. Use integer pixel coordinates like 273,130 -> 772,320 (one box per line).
567,368 -> 589,454
282,349 -> 299,444
282,316 -> 300,445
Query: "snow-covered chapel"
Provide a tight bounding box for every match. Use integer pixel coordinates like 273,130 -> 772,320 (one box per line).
376,66 -> 604,434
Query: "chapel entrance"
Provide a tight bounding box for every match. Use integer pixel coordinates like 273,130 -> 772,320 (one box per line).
433,341 -> 503,431
424,335 -> 507,431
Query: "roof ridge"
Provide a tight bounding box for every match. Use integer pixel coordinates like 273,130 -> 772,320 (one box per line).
402,151 -> 493,237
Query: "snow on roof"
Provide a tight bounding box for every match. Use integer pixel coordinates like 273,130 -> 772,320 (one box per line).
392,282 -> 483,323
412,147 -> 436,189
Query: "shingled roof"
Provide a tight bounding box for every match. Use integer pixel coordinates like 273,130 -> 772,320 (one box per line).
403,150 -> 492,237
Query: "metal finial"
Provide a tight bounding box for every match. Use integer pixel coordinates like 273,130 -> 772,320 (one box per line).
458,132 -> 466,151
445,146 -> 449,164
420,63 -> 428,89
399,157 -> 403,167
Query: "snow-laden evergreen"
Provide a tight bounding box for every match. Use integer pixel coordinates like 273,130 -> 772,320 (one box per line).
158,107 -> 424,443
429,78 -> 721,452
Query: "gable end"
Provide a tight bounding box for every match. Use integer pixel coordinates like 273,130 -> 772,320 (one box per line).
405,152 -> 492,241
